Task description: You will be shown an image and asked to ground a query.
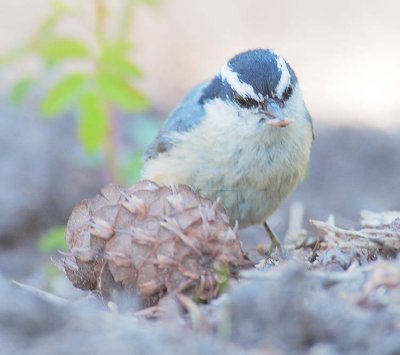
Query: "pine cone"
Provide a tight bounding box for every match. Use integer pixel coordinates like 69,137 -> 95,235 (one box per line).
63,180 -> 251,306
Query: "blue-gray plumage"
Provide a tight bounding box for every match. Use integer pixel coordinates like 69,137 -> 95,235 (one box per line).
143,49 -> 313,239
145,81 -> 209,160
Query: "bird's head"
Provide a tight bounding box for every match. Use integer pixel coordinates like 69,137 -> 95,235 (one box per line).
200,49 -> 311,138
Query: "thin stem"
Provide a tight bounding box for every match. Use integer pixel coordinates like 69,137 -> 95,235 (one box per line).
95,0 -> 107,42
103,105 -> 120,183
94,0 -> 121,183
117,0 -> 135,41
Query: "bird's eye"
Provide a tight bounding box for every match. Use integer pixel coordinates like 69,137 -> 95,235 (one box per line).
233,92 -> 259,108
282,85 -> 293,101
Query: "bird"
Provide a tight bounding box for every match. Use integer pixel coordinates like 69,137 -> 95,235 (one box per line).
142,49 -> 313,252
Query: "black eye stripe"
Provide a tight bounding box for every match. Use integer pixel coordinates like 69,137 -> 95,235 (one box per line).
282,85 -> 293,101
233,91 -> 259,108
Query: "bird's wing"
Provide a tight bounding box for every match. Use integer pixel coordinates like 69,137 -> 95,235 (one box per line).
145,81 -> 210,161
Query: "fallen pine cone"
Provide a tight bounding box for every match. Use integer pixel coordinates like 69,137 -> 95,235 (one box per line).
63,180 -> 251,307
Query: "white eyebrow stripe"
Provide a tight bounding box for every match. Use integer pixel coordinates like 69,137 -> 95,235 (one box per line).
274,54 -> 291,99
220,63 -> 262,101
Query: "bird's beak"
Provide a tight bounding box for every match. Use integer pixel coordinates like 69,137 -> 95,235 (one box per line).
264,99 -> 294,127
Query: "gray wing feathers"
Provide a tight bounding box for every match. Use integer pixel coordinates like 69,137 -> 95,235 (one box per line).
145,81 -> 209,161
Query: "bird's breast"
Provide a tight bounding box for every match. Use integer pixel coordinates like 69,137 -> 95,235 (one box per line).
198,128 -> 311,226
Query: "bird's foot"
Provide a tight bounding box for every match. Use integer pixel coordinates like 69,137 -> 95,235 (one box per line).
262,221 -> 287,258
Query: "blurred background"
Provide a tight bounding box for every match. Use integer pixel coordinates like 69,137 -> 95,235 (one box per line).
1,0 -> 400,290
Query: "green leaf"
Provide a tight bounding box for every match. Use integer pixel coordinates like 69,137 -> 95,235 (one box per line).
100,50 -> 142,78
41,73 -> 87,117
78,91 -> 109,153
40,37 -> 89,63
214,263 -> 231,294
115,58 -> 143,77
103,41 -> 133,56
36,14 -> 60,43
131,0 -> 160,5
0,43 -> 31,65
121,151 -> 143,184
9,77 -> 36,105
38,225 -> 67,253
52,0 -> 73,13
96,72 -> 149,111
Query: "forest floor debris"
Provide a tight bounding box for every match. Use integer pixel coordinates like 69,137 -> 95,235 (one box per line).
3,210 -> 400,355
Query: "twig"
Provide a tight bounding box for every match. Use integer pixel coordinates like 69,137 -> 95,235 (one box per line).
12,281 -> 70,305
310,220 -> 400,250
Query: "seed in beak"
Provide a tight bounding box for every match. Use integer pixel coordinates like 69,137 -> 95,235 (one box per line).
267,118 -> 294,127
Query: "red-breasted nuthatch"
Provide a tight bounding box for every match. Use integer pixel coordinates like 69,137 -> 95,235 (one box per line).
142,49 -> 313,251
